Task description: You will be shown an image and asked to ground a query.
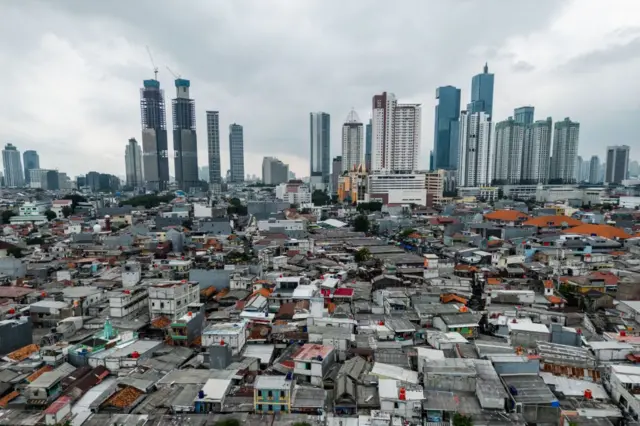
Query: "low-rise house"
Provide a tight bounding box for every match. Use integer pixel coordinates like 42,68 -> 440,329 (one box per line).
432,312 -> 481,339
378,379 -> 424,423
254,375 -> 294,414
26,362 -> 75,406
202,321 -> 247,355
293,344 -> 336,387
193,378 -> 232,413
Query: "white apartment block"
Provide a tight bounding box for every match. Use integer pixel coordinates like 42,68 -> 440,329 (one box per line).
257,218 -> 306,232
522,118 -> 552,183
550,117 -> 580,183
202,322 -> 248,354
148,280 -> 200,321
368,173 -> 427,206
108,287 -> 149,319
371,92 -> 421,173
458,111 -> 493,187
341,110 -> 364,172
275,182 -> 312,204
493,118 -> 525,184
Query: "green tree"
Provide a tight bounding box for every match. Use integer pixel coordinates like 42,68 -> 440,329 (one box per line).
353,215 -> 370,233
356,201 -> 383,212
182,219 -> 193,230
312,190 -> 330,206
61,206 -> 72,218
1,210 -> 16,224
6,246 -> 23,258
44,210 -> 57,221
354,248 -> 371,263
399,228 -> 417,238
214,419 -> 240,426
290,203 -> 299,210
63,194 -> 87,212
452,413 -> 473,426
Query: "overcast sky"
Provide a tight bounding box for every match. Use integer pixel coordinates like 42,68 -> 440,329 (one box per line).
1,0 -> 639,180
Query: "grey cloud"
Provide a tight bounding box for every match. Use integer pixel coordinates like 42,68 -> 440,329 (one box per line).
0,0 -> 606,177
512,61 -> 536,73
559,37 -> 640,73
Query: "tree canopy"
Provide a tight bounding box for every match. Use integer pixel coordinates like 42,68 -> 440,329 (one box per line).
1,210 -> 16,224
354,247 -> 372,263
356,201 -> 383,212
44,210 -> 56,221
353,215 -> 370,233
122,194 -> 174,209
312,190 -> 330,206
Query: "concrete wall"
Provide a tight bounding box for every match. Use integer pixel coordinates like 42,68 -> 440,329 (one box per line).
0,318 -> 32,355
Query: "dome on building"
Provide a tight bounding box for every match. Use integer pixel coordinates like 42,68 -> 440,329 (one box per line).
93,224 -> 102,233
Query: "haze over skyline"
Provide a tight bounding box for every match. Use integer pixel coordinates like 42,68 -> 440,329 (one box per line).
1,0 -> 639,179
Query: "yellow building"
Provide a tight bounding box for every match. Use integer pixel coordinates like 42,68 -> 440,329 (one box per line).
338,165 -> 368,204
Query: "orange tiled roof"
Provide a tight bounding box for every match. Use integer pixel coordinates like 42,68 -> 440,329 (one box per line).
487,278 -> 501,285
0,390 -> 19,408
7,344 -> 39,361
523,215 -> 583,227
546,295 -> 563,304
484,210 -> 530,222
562,224 -> 632,239
543,280 -> 554,289
27,365 -> 53,383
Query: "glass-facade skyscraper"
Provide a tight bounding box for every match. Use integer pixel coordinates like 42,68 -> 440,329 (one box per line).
468,63 -> 494,116
172,78 -> 199,191
309,112 -> 331,186
365,119 -> 372,172
433,85 -> 461,170
140,78 -> 169,191
23,150 -> 39,185
514,106 -> 534,125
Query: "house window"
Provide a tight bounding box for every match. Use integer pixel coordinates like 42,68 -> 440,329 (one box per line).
394,402 -> 399,409
257,390 -> 262,397
161,302 -> 164,309
268,405 -> 273,412
258,404 -> 262,411
306,362 -> 311,370
280,391 -> 285,398
268,390 -> 273,398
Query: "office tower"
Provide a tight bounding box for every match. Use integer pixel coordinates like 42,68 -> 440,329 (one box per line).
45,170 -> 59,191
549,118 -> 580,183
522,118 -> 552,184
580,158 -> 591,182
371,92 -> 421,173
605,145 -> 630,184
23,150 -> 39,185
429,151 -> 434,171
86,171 -> 100,192
124,138 -> 143,188
309,112 -> 331,187
575,155 -> 584,182
433,85 -> 461,170
140,78 -> 169,191
365,119 -> 372,172
468,63 -> 494,116
206,111 -> 222,190
458,111 -> 493,187
2,144 -> 24,188
332,156 -> 342,194
589,155 -> 600,184
493,117 -> 526,184
629,160 -> 640,177
514,106 -> 534,125
171,78 -> 198,191
341,110 -> 364,172
262,157 -> 289,185
228,124 -> 244,183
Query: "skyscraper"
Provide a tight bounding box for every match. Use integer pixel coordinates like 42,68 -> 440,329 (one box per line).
2,144 -> 23,188
23,150 -> 39,185
605,145 -> 630,184
458,111 -> 493,187
522,118 -> 552,184
206,111 -> 222,191
171,78 -> 198,191
229,124 -> 244,183
514,106 -> 535,125
629,160 -> 640,177
493,117 -> 525,184
575,155 -> 584,182
589,155 -> 600,184
549,117 -> 580,183
125,138 -> 143,188
433,85 -> 461,170
341,110 -> 364,172
365,119 -> 372,172
332,156 -> 342,195
371,92 -> 421,173
468,63 -> 494,116
262,157 -> 289,185
140,78 -> 169,191
309,112 -> 331,188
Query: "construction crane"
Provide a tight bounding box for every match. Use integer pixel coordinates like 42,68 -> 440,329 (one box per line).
146,45 -> 158,80
166,66 -> 181,80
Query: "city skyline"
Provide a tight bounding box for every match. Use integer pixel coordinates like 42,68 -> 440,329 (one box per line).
1,1 -> 637,180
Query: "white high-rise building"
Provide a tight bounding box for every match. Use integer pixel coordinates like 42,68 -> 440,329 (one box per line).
125,138 -> 143,188
589,156 -> 600,184
341,110 -> 364,172
549,117 -> 580,183
371,92 -> 421,173
493,117 -> 525,184
458,111 -> 493,187
522,118 -> 552,184
2,144 -> 24,188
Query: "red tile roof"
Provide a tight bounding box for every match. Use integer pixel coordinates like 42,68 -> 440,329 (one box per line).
333,288 -> 355,297
523,215 -> 583,227
562,224 -> 632,239
484,210 -> 530,222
